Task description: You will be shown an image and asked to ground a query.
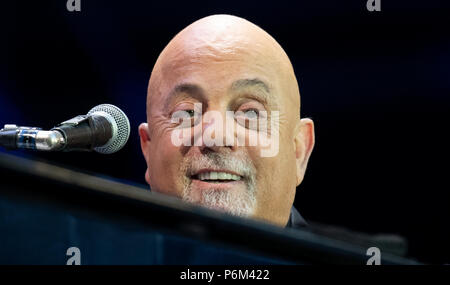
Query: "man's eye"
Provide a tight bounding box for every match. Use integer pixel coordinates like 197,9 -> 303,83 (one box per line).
234,109 -> 264,130
185,110 -> 196,117
172,110 -> 195,119
243,109 -> 259,119
171,110 -> 200,128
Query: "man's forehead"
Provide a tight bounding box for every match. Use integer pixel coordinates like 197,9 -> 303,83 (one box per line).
158,37 -> 279,79
148,15 -> 300,119
153,48 -> 281,107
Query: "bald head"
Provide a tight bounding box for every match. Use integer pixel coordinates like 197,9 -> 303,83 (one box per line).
139,15 -> 314,226
148,14 -> 300,122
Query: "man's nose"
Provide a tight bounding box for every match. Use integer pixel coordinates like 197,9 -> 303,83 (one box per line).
196,110 -> 236,150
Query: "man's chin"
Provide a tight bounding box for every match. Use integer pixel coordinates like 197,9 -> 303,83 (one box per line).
182,186 -> 256,218
200,202 -> 253,218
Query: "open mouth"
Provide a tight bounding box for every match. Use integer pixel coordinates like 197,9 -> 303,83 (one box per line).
191,171 -> 242,184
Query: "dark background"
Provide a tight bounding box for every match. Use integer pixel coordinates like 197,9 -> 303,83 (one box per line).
1,0 -> 449,263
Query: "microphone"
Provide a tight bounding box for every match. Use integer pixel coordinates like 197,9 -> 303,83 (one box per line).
0,104 -> 130,154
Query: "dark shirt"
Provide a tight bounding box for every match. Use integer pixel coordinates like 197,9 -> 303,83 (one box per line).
286,206 -> 307,228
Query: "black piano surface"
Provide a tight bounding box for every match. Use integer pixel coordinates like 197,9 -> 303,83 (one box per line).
0,151 -> 420,265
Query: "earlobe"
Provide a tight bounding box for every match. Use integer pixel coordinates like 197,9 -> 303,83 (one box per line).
145,169 -> 151,185
294,118 -> 315,185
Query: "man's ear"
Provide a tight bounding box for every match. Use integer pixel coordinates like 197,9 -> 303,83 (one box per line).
138,123 -> 151,185
294,118 -> 315,186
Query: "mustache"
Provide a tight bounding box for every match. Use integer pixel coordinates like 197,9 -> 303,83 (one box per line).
182,152 -> 255,179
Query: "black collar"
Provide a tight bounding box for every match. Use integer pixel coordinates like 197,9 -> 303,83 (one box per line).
286,206 -> 308,228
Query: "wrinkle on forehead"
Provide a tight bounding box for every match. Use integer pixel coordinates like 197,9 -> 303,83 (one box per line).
147,14 -> 300,121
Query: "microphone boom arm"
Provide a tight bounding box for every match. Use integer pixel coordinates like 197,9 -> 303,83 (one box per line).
0,104 -> 129,154
0,113 -> 112,152
0,125 -> 65,151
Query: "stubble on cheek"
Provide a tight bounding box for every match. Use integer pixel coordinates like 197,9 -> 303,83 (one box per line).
148,130 -> 187,198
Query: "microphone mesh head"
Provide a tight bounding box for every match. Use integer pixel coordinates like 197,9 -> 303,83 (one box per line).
87,104 -> 130,154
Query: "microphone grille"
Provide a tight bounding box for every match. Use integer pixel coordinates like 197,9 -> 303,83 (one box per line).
87,104 -> 130,154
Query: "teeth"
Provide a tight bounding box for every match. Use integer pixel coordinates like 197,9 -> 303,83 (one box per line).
197,172 -> 241,181
218,172 -> 227,180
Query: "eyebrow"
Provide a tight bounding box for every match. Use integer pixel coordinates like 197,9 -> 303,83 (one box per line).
164,83 -> 206,111
230,78 -> 271,94
229,78 -> 274,105
164,78 -> 273,111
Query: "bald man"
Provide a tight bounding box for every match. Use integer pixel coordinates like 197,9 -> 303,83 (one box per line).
139,15 -> 315,227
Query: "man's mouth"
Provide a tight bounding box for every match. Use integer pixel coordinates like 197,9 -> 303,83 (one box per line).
191,171 -> 242,184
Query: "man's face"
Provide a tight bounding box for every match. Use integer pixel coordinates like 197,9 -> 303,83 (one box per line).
139,16 -> 314,226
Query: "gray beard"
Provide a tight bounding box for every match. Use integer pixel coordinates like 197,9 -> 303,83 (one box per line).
182,182 -> 256,217
180,152 -> 257,217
